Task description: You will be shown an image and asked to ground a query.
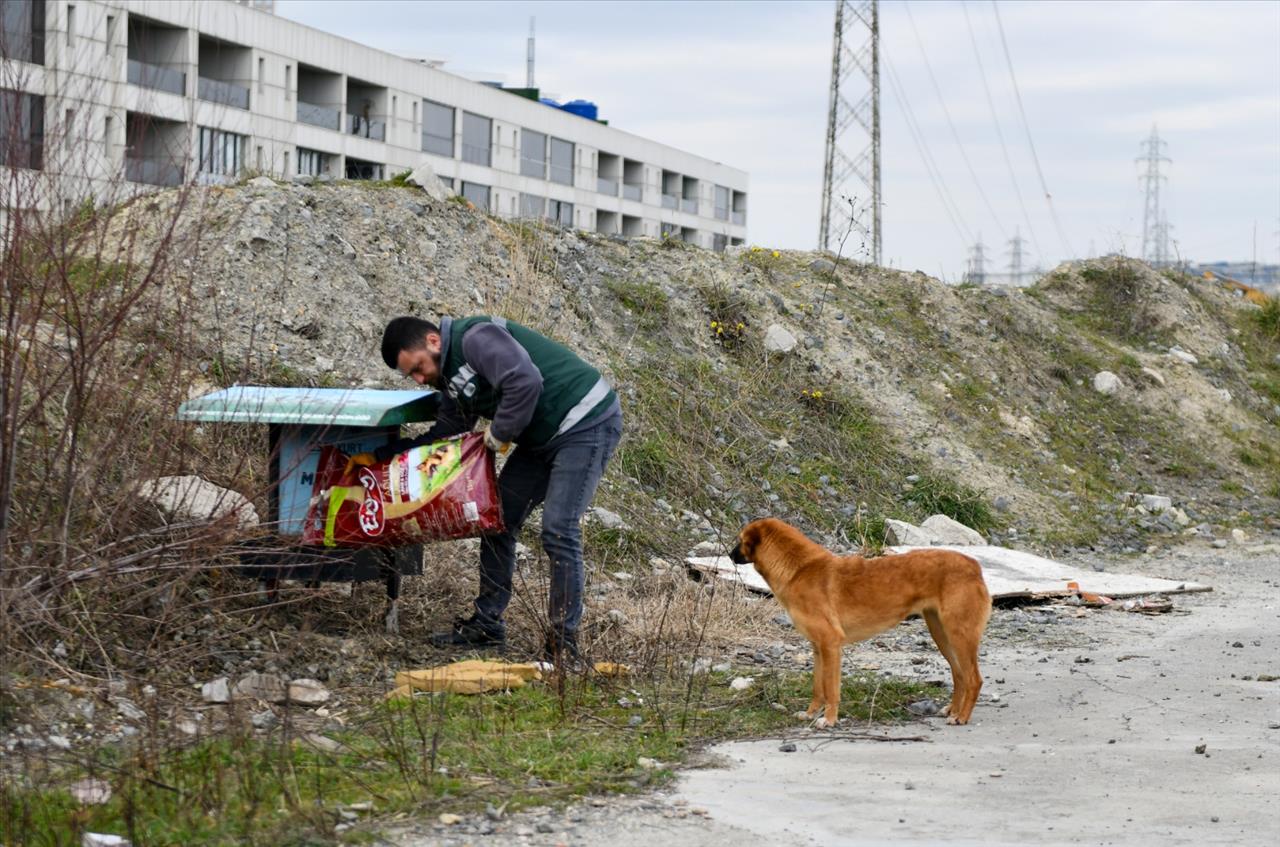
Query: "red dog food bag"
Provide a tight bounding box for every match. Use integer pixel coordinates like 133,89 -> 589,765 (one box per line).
302,432 -> 504,547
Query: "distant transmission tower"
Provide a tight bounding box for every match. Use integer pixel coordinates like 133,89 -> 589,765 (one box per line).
1137,125 -> 1171,266
1006,228 -> 1026,285
966,237 -> 987,285
819,0 -> 880,264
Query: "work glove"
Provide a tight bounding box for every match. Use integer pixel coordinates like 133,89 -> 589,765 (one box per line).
483,426 -> 511,455
343,452 -> 377,476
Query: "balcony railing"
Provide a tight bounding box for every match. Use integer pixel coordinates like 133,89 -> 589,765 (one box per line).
297,100 -> 340,131
661,193 -> 677,210
346,113 -> 386,141
622,183 -> 642,202
681,198 -> 698,214
596,177 -> 617,196
126,156 -> 183,187
461,141 -> 490,166
422,133 -> 453,157
128,59 -> 185,96
731,210 -> 746,226
197,76 -> 250,110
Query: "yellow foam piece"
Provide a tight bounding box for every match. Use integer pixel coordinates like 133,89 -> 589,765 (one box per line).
393,660 -> 544,695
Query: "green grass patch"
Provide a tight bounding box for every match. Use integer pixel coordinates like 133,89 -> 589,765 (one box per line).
603,278 -> 669,330
3,672 -> 942,846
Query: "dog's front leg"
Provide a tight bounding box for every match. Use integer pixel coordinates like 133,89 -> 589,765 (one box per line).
816,639 -> 843,727
798,642 -> 825,720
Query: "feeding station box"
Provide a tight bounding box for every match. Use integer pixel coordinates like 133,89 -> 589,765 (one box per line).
177,386 -> 440,626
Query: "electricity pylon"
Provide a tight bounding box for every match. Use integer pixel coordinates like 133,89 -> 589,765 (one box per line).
819,0 -> 880,264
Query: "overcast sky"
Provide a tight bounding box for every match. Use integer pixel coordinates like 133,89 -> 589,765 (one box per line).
277,0 -> 1280,281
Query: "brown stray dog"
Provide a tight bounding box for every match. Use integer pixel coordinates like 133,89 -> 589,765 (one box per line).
730,517 -> 992,727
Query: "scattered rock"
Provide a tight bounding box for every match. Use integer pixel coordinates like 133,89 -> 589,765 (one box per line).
287,678 -> 331,705
884,519 -> 931,547
764,324 -> 798,354
137,476 -> 259,530
779,742 -> 797,753
405,162 -> 450,201
729,676 -> 754,691
438,812 -> 462,826
246,175 -> 277,188
1140,494 -> 1173,513
589,506 -> 627,530
920,514 -> 986,546
201,677 -> 231,704
233,672 -> 287,703
69,778 -> 112,805
113,699 -> 145,722
1093,371 -> 1122,396
906,698 -> 940,716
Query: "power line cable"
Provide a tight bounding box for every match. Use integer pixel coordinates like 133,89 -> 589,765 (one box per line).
882,52 -> 974,248
991,1 -> 1076,259
903,2 -> 1008,243
961,1 -> 1044,263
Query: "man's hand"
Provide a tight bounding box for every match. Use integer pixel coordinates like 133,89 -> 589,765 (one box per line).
483,427 -> 511,455
344,452 -> 377,476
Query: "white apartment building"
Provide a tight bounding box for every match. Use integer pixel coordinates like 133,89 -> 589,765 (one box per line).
0,0 -> 749,249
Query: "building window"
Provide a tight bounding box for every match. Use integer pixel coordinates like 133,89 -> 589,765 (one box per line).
283,150 -> 289,175
197,126 -> 246,177
546,198 -> 572,227
519,192 -> 543,218
103,114 -> 113,158
297,146 -> 331,177
714,185 -> 730,221
1,0 -> 46,64
460,112 -> 490,166
549,137 -> 573,185
713,233 -> 728,252
257,57 -> 264,94
411,100 -> 418,130
345,157 -> 383,180
0,88 -> 45,170
391,95 -> 397,127
65,4 -> 75,46
461,180 -> 490,211
438,176 -> 453,189
255,144 -> 262,170
422,100 -> 454,157
105,14 -> 115,56
520,128 -> 545,178
284,64 -> 292,100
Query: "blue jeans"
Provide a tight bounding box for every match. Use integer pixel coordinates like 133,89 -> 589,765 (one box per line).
474,413 -> 622,637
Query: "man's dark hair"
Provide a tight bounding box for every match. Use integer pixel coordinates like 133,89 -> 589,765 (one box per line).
381,316 -> 439,368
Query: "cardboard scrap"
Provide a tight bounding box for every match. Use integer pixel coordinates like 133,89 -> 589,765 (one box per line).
685,545 -> 1211,601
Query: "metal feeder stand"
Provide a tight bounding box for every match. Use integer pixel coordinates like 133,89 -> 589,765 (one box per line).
178,386 -> 440,633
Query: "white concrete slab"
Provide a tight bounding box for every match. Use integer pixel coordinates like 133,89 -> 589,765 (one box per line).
685,545 -> 1211,601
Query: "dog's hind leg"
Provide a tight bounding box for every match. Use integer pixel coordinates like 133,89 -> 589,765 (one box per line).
921,608 -> 963,719
928,603 -> 986,725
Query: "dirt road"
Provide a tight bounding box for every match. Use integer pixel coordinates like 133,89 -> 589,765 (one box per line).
397,543 -> 1280,847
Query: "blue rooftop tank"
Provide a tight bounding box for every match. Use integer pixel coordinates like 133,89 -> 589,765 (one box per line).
539,97 -> 561,108
562,99 -> 599,121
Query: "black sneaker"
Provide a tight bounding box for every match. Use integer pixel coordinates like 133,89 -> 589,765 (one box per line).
542,631 -> 586,672
430,616 -> 506,649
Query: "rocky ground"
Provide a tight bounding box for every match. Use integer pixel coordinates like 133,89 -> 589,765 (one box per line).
375,538 -> 1279,847
104,179 -> 1280,553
